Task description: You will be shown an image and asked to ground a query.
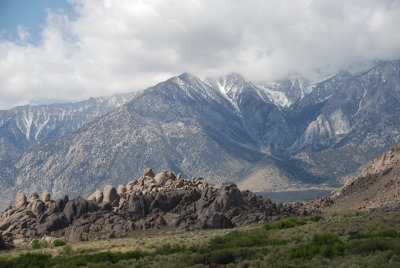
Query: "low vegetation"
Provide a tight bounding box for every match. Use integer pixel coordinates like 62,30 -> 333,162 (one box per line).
1,212 -> 400,267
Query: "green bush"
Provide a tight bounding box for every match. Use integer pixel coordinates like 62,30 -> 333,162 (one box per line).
348,229 -> 398,240
207,229 -> 284,251
30,239 -> 48,249
31,239 -> 40,249
291,232 -> 346,260
155,244 -> 187,255
277,217 -> 307,229
308,215 -> 324,222
264,216 -> 316,230
4,253 -> 52,267
53,239 -> 67,247
61,245 -> 73,256
211,249 -> 237,264
375,229 -> 398,238
349,237 -> 400,254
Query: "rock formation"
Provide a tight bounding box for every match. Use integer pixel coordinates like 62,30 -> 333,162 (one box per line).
0,169 -> 315,245
0,233 -> 6,250
326,143 -> 400,211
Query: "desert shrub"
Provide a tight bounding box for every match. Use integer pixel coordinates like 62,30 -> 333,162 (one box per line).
211,249 -> 237,264
277,217 -> 307,229
30,239 -> 40,249
53,239 -> 67,247
376,229 -> 398,238
349,237 -> 400,254
308,215 -> 324,222
183,252 -> 211,266
207,229 -> 283,251
61,245 -> 73,256
8,253 -> 52,267
155,244 -> 187,255
264,217 -> 309,230
291,232 -> 346,259
348,229 -> 398,240
30,239 -> 48,249
264,215 -> 324,231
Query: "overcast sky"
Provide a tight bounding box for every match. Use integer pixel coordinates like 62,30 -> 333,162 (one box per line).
0,0 -> 400,110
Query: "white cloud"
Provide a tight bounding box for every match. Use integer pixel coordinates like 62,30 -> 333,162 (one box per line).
0,0 -> 400,109
17,25 -> 31,42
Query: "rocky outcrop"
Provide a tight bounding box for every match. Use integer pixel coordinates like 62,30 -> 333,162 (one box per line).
15,191 -> 27,209
88,190 -> 103,204
0,232 -> 13,251
0,233 -> 5,250
42,191 -> 51,202
103,185 -> 118,204
324,143 -> 400,211
0,169 -> 317,245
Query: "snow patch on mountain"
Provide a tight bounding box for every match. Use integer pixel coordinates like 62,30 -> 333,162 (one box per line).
258,85 -> 291,107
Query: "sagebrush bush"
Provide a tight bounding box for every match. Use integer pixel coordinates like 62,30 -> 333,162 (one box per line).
291,232 -> 346,259
349,237 -> 400,253
31,239 -> 48,249
348,229 -> 398,241
264,216 -> 319,230
53,239 -> 67,247
207,229 -> 284,250
308,215 -> 324,222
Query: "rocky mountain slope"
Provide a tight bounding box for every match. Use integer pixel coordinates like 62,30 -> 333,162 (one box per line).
328,142 -> 400,211
0,60 -> 400,210
0,73 -> 270,208
0,169 -> 312,244
0,92 -> 136,160
288,60 -> 400,180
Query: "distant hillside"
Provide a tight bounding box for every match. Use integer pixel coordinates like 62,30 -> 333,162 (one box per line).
330,142 -> 400,211
0,93 -> 136,160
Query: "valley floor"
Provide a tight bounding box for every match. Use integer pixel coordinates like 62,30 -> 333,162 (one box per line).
1,212 -> 400,267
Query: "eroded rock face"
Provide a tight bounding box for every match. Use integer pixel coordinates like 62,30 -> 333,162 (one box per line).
88,190 -> 103,204
0,168 -> 317,244
28,200 -> 45,216
117,185 -> 127,195
42,191 -> 51,202
143,168 -> 155,178
154,172 -> 168,185
27,193 -> 39,203
0,233 -> 5,250
15,191 -> 27,209
103,185 -> 118,203
0,232 -> 12,250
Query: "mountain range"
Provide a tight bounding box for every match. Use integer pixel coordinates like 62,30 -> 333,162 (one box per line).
0,59 -> 399,210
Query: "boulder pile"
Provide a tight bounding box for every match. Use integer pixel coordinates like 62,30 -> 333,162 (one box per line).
0,169 -> 317,246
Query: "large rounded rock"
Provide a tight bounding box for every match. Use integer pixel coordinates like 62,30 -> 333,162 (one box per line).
88,190 -> 103,204
117,185 -> 127,195
63,201 -> 75,224
29,200 -> 45,216
15,191 -> 27,209
202,212 -> 233,229
74,197 -> 88,218
42,191 -> 51,202
212,183 -> 244,212
62,195 -> 69,204
103,185 -> 118,203
63,197 -> 88,224
28,192 -> 39,203
154,172 -> 168,185
143,168 -> 155,178
39,214 -> 69,233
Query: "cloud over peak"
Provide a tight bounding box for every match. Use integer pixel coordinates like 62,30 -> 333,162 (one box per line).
1,0 -> 399,109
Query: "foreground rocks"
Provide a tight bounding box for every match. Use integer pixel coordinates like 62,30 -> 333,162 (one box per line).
0,169 -> 317,246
